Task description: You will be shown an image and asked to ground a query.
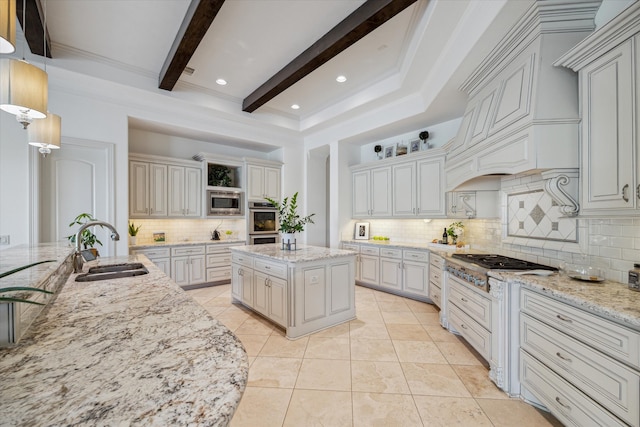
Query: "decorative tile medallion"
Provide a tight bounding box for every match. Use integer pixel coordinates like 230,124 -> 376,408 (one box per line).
507,190 -> 577,242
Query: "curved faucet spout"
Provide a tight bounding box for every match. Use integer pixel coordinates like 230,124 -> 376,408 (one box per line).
73,221 -> 120,273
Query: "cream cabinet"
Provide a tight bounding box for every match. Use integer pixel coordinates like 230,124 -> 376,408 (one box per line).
253,269 -> 287,327
231,252 -> 254,306
170,246 -> 206,287
129,161 -> 168,218
352,167 -> 392,217
206,242 -> 243,284
247,163 -> 281,202
342,243 -> 361,281
557,5 -> 640,215
168,165 -> 201,217
131,247 -> 171,276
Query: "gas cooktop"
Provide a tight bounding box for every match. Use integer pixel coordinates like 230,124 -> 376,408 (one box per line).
450,253 -> 557,271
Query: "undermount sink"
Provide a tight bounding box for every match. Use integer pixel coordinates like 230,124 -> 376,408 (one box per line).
75,263 -> 149,282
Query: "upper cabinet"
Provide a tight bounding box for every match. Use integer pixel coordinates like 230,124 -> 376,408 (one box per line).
557,3 -> 640,215
353,167 -> 392,218
246,160 -> 282,202
445,1 -> 600,191
129,154 -> 202,218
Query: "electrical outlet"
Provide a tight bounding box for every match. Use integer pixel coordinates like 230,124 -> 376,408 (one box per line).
0,235 -> 9,245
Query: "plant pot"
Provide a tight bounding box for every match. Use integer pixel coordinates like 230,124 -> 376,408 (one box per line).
281,232 -> 296,249
129,236 -> 137,246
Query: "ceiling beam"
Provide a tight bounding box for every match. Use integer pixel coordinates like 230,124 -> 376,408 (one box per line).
16,0 -> 51,58
242,0 -> 418,113
159,0 -> 225,91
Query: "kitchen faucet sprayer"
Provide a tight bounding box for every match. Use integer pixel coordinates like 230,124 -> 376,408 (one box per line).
73,221 -> 120,273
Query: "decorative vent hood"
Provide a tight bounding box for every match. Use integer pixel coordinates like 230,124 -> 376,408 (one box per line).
445,0 -> 601,211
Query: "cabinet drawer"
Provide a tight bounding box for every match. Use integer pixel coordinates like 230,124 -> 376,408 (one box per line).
232,252 -> 253,268
360,246 -> 380,256
521,314 -> 639,425
521,288 -> 640,369
133,247 -> 171,259
430,269 -> 442,285
449,278 -> 491,331
430,253 -> 444,268
448,303 -> 491,361
207,267 -> 232,282
171,245 -> 205,256
207,242 -> 243,253
430,284 -> 441,308
520,351 -> 627,427
254,259 -> 287,279
403,250 -> 428,262
380,248 -> 402,259
207,253 -> 232,268
342,243 -> 360,253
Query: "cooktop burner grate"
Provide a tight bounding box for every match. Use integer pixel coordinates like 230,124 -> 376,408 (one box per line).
450,253 -> 557,271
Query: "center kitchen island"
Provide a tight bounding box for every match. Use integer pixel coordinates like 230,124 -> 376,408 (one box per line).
230,244 -> 356,339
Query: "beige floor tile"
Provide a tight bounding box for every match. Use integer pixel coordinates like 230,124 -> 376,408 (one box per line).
351,361 -> 410,394
204,306 -> 227,317
295,359 -> 351,391
405,299 -> 438,313
413,395 -> 493,426
310,322 -> 350,338
247,357 -> 302,388
230,386 -> 292,427
381,311 -> 420,324
435,341 -> 484,365
452,364 -> 509,399
386,324 -> 431,341
350,320 -> 390,340
414,311 -> 441,325
234,316 -> 275,335
393,340 -> 448,364
355,299 -> 380,311
247,356 -> 256,366
304,336 -> 351,360
401,362 -> 472,397
377,300 -> 410,312
225,302 -> 253,315
235,334 -> 269,357
352,392 -> 422,427
356,309 -> 385,324
201,296 -> 233,307
215,316 -> 247,332
351,339 -> 398,362
373,291 -> 405,302
423,324 -> 460,342
259,335 -> 309,358
477,398 -> 564,427
282,389 -> 352,427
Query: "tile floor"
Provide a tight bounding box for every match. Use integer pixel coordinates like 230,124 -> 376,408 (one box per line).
187,284 -> 563,427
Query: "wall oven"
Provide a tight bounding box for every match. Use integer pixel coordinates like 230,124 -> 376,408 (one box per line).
248,201 -> 279,244
249,234 -> 280,245
207,190 -> 242,216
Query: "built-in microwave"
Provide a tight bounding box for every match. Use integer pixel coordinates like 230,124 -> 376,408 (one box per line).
207,190 -> 243,216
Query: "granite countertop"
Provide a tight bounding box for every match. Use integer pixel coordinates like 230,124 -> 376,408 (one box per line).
490,270 -> 640,331
0,255 -> 249,426
232,243 -> 356,263
131,239 -> 245,250
0,242 -> 73,293
341,239 -> 471,253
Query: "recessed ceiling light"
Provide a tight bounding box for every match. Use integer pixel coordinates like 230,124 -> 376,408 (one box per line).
291,104 -> 300,110
336,75 -> 347,83
183,66 -> 195,76
216,78 -> 227,86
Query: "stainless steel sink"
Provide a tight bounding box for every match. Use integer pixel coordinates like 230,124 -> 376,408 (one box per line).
75,263 -> 149,282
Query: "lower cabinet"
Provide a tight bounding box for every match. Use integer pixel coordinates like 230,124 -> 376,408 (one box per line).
131,247 -> 171,276
429,253 -> 444,310
231,253 -> 254,306
253,271 -> 287,327
206,242 -> 243,284
171,247 -> 206,287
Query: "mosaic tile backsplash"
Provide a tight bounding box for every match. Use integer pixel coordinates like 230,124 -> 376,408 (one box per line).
507,190 -> 577,242
128,218 -> 245,245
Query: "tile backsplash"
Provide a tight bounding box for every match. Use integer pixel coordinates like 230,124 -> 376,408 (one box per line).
128,218 -> 245,245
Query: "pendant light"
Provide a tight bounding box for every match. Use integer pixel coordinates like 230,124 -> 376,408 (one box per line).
28,110 -> 60,157
0,0 -> 47,129
0,0 -> 16,53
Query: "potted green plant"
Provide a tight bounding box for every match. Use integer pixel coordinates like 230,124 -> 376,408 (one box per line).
265,192 -> 315,248
66,213 -> 103,256
129,222 -> 141,246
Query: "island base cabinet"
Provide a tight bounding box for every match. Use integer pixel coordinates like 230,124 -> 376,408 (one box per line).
231,263 -> 253,307
253,271 -> 286,327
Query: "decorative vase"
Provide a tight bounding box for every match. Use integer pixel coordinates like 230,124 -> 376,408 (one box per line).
129,236 -> 137,246
281,232 -> 295,250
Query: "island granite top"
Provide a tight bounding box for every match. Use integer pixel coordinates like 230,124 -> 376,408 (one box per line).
231,243 -> 356,263
0,254 -> 248,426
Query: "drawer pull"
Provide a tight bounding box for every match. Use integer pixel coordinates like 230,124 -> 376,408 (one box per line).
555,352 -> 572,363
556,314 -> 573,323
555,396 -> 571,411
265,266 -> 271,270
460,324 -> 467,330
238,269 -> 244,276
461,297 -> 468,303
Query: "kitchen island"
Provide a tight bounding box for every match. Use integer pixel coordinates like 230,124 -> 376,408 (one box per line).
0,253 -> 248,426
230,244 -> 356,339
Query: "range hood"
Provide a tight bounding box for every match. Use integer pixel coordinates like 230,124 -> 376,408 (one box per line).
444,0 -> 601,215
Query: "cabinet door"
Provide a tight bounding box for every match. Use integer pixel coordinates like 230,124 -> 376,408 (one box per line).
264,167 -> 281,201
189,255 -> 206,285
184,167 -> 201,217
149,163 -> 168,217
581,40 -> 634,211
352,170 -> 371,217
242,268 -> 254,307
153,258 -> 171,276
392,163 -> 416,216
359,255 -> 379,285
268,275 -> 287,327
253,271 -> 269,317
129,161 -> 149,217
416,158 -> 445,217
168,165 -> 186,216
171,256 -> 190,286
247,165 -> 265,201
370,167 -> 392,216
231,264 -> 242,300
403,260 -> 429,297
380,258 -> 402,290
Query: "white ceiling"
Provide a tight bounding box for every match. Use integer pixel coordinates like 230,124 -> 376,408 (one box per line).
36,0 -> 535,147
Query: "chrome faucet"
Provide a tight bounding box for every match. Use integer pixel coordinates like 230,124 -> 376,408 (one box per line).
73,220 -> 120,273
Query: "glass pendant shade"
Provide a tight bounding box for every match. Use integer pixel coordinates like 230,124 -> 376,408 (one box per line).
0,58 -> 48,128
0,0 -> 16,53
28,111 -> 60,156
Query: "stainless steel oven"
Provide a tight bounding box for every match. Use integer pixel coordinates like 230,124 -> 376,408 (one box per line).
207,190 -> 242,216
248,202 -> 279,234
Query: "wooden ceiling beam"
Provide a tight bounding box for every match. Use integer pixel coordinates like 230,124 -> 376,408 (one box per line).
242,0 -> 418,113
159,0 -> 225,91
16,0 -> 51,58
